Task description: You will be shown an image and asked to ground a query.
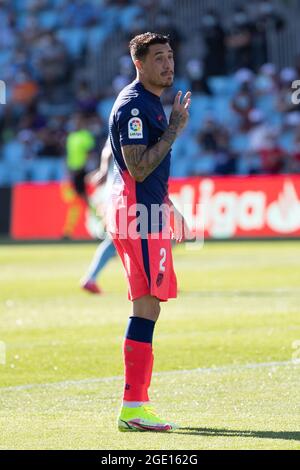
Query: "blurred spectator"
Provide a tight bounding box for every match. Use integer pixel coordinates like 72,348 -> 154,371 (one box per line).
59,0 -> 100,28
294,53 -> 300,79
231,81 -> 255,131
34,31 -> 71,86
124,9 -> 147,39
11,70 -> 39,106
87,113 -> 105,151
22,15 -> 42,46
226,6 -> 255,72
291,126 -> 300,173
185,59 -> 212,95
215,144 -> 236,176
154,11 -> 182,62
259,132 -> 286,173
17,129 -> 38,162
36,128 -> 64,158
196,117 -> 235,175
252,0 -> 285,69
75,80 -> 98,114
18,102 -> 47,131
27,0 -> 50,13
246,108 -> 286,173
112,54 -> 135,95
248,109 -> 272,152
197,117 -> 220,153
0,8 -> 16,50
255,63 -> 278,96
200,9 -> 226,76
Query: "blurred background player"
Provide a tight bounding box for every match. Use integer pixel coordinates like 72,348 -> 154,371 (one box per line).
66,112 -> 96,205
80,138 -> 116,294
63,112 -> 96,238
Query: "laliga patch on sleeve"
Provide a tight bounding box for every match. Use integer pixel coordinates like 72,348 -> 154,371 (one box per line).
128,117 -> 143,139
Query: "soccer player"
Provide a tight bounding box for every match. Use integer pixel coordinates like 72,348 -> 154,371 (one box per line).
81,138 -> 116,294
108,32 -> 191,432
66,113 -> 95,207
64,113 -> 96,238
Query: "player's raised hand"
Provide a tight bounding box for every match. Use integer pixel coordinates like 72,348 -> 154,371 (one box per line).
169,91 -> 192,136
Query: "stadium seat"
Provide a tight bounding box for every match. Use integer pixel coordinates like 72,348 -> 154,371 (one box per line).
39,10 -> 59,29
57,28 -> 87,58
31,158 -> 62,182
189,94 -> 214,131
13,0 -> 29,12
256,94 -> 276,115
51,0 -> 66,6
15,12 -> 28,30
0,50 -> 13,68
269,111 -> 283,126
279,131 -> 294,152
212,96 -> 233,125
97,97 -> 114,121
236,152 -> 262,175
118,5 -> 143,32
171,134 -> 207,177
172,77 -> 191,93
87,26 -> 109,51
3,141 -> 24,164
231,133 -> 249,153
0,161 -> 10,185
208,76 -> 235,96
53,158 -> 67,181
193,152 -> 216,175
4,161 -> 28,183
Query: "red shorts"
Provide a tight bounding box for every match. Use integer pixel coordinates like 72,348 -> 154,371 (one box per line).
112,233 -> 177,302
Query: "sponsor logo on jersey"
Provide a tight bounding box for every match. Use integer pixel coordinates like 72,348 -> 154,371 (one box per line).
128,117 -> 143,139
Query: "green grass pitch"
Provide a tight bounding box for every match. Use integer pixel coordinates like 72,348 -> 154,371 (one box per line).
0,240 -> 300,450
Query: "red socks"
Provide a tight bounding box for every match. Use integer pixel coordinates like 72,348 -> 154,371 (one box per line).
123,338 -> 154,402
123,316 -> 156,403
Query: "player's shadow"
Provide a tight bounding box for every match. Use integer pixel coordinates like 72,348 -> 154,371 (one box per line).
174,427 -> 300,442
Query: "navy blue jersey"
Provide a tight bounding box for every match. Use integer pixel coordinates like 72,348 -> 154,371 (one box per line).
109,80 -> 171,234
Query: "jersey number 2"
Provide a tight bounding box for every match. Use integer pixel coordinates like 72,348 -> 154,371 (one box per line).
159,248 -> 166,272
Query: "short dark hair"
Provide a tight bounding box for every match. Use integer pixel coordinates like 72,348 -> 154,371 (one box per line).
129,32 -> 170,61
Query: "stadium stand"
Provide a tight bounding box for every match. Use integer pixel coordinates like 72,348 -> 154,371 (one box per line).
1,0 -> 300,184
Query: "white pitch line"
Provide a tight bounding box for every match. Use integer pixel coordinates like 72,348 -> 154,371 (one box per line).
1,360 -> 298,393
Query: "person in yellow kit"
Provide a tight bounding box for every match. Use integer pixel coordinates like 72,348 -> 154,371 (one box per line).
66,113 -> 95,205
63,113 -> 96,238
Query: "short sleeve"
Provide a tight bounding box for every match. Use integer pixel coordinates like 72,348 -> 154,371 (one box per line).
116,104 -> 149,147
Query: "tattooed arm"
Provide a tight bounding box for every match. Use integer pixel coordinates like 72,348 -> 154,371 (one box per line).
121,91 -> 191,183
121,125 -> 176,183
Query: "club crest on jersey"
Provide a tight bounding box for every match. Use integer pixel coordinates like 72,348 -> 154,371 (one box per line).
156,272 -> 164,287
128,117 -> 143,139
